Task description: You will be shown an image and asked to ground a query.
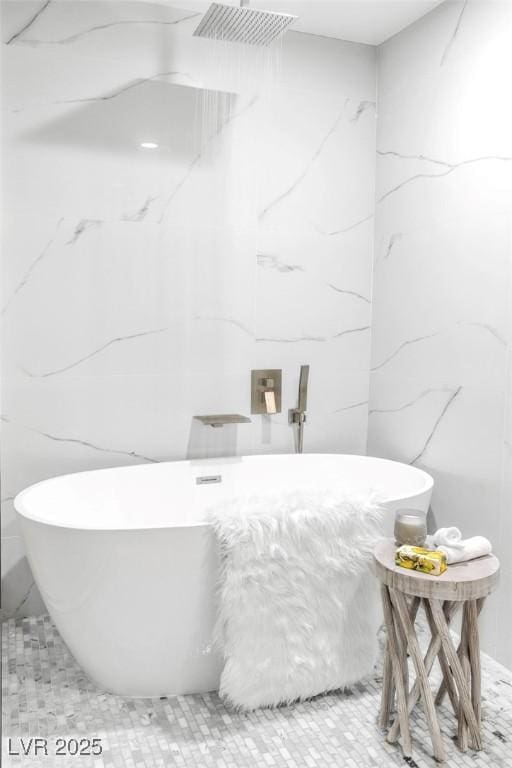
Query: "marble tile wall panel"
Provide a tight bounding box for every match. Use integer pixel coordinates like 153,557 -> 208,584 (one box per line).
368,0 -> 512,668
1,2 -> 376,617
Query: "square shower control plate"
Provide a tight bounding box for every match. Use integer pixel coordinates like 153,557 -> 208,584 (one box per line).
251,369 -> 282,414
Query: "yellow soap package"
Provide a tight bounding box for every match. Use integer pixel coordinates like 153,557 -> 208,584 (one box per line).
395,545 -> 447,576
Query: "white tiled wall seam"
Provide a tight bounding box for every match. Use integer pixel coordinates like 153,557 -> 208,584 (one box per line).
2,0 -> 512,671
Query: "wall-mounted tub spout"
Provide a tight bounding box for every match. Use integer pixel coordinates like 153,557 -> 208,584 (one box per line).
194,414 -> 251,428
289,364 -> 309,454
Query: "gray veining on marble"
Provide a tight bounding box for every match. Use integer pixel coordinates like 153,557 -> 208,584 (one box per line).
8,582 -> 36,617
255,325 -> 370,344
377,150 -> 453,168
157,93 -> 258,225
255,335 -> 327,344
409,386 -> 462,465
371,332 -> 443,371
5,0 -> 52,45
348,99 -> 375,123
326,284 -> 370,303
464,322 -> 507,346
0,416 -> 159,464
18,12 -> 201,46
378,156 -> 512,204
440,0 -> 468,66
123,195 -> 158,223
257,254 -> 304,273
333,325 -> 371,339
372,322 -> 506,372
1,218 -> 64,315
369,388 -> 457,416
21,327 -> 169,378
66,218 -> 103,244
315,212 -> 374,237
56,70 -> 196,106
259,98 -> 364,221
332,400 -> 369,413
380,232 -> 402,262
195,316 -> 254,338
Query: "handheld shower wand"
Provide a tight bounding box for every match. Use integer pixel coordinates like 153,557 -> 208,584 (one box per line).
289,365 -> 309,454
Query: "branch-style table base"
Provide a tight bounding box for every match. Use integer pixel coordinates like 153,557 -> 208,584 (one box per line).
374,540 -> 500,763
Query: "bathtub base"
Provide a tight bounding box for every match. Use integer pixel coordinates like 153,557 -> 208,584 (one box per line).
89,662 -> 222,699
19,520 -> 223,697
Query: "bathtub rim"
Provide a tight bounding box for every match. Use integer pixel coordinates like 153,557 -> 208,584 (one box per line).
14,452 -> 434,532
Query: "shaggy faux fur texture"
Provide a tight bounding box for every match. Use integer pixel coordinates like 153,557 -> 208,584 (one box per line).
208,489 -> 385,711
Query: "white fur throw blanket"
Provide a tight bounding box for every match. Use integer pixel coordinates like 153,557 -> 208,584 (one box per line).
208,489 -> 384,711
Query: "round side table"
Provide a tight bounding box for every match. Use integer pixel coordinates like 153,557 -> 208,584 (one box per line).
374,539 -> 499,763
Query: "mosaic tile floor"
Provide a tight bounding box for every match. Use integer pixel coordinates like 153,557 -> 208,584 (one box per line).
2,616 -> 512,768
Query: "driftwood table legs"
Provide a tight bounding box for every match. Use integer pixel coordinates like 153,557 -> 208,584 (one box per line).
379,585 -> 485,762
374,540 -> 499,763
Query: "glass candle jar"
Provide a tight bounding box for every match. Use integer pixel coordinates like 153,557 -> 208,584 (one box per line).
394,509 -> 427,547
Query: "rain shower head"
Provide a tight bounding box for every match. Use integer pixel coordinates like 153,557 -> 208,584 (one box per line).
193,2 -> 297,46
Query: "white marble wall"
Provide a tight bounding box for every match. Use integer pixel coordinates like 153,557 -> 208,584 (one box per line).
1,2 -> 376,617
369,0 -> 512,667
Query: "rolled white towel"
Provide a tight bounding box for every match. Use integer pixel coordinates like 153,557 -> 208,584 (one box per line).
433,527 -> 463,548
436,535 -> 492,565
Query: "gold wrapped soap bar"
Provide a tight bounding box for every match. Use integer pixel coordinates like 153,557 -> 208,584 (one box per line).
395,545 -> 447,576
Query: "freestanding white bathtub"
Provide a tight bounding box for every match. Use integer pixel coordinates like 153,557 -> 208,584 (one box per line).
15,453 -> 433,697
